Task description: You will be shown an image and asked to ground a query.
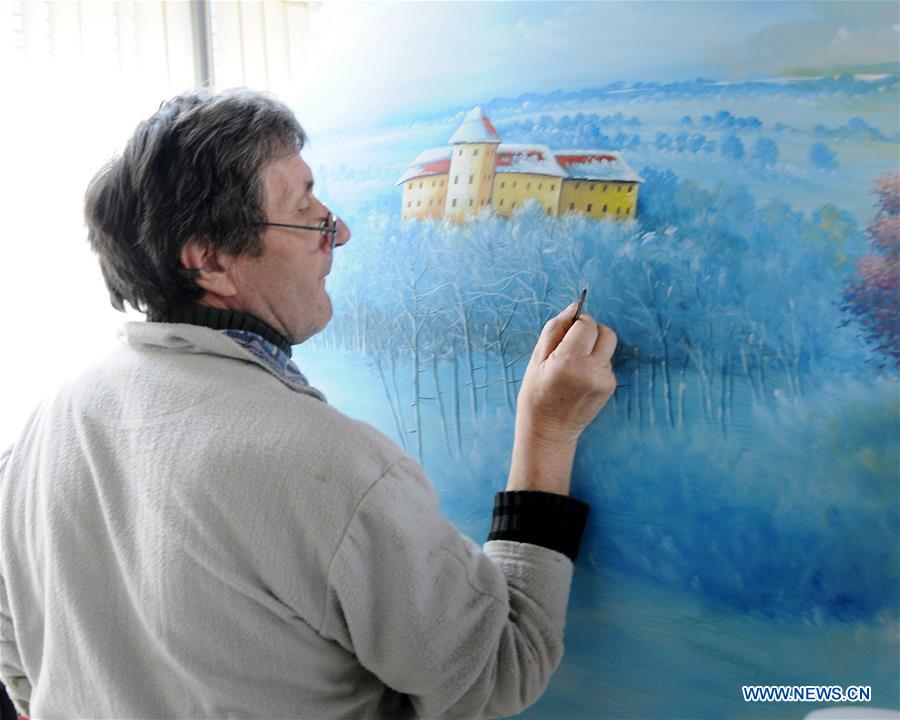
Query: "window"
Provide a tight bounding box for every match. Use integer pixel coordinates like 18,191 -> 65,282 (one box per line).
616,207 -> 621,214
468,175 -> 473,184
587,203 -> 593,212
468,199 -> 473,206
458,149 -> 463,156
499,199 -> 504,206
590,184 -> 595,191
551,184 -> 555,191
408,182 -> 412,189
452,198 -> 457,207
407,202 -> 411,208
570,203 -> 575,210
576,182 -> 580,189
538,183 -> 542,190
511,201 -> 516,208
416,200 -> 421,207
474,148 -> 478,156
629,185 -> 634,193
526,182 -> 531,189
419,182 -> 423,189
603,204 -> 608,212
512,181 -> 517,188
547,206 -> 552,212
617,185 -> 622,192
603,184 -> 608,192
500,182 -> 505,188
454,176 -> 458,184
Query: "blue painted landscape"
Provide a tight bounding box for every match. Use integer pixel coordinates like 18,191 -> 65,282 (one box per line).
293,3 -> 899,717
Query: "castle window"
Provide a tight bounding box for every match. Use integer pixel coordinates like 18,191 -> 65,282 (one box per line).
468,199 -> 473,207
454,176 -> 458,184
590,184 -> 595,191
587,203 -> 593,212
570,203 -> 575,210
576,182 -> 580,189
499,199 -> 504,206
501,182 -> 505,188
551,184 -> 555,190
616,207 -> 621,214
603,184 -> 608,192
474,148 -> 478,156
526,182 -> 531,189
603,204 -> 608,212
416,200 -> 421,207
407,202 -> 411,208
452,198 -> 457,207
617,185 -> 622,192
458,149 -> 463,156
408,182 -> 413,190
511,201 -> 516,209
538,183 -> 542,190
419,182 -> 423,189
629,185 -> 634,193
468,175 -> 473,184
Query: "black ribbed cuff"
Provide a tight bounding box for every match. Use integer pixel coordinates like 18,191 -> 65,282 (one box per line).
487,491 -> 590,561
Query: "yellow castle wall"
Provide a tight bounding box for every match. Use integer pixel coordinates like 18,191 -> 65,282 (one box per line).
491,173 -> 563,217
401,174 -> 449,220
559,180 -> 638,220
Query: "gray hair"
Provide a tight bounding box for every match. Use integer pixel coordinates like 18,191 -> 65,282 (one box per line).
84,88 -> 306,316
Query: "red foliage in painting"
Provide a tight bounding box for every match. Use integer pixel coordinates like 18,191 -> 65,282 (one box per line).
844,171 -> 900,367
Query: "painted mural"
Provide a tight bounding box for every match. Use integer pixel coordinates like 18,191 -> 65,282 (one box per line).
291,2 -> 899,718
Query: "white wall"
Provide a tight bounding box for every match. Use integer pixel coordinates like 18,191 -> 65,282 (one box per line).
0,0 -> 314,448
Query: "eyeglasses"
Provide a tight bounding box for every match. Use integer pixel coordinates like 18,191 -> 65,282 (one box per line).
254,213 -> 340,250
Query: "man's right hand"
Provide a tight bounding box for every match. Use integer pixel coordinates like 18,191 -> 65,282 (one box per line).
517,302 -> 618,444
506,302 -> 617,495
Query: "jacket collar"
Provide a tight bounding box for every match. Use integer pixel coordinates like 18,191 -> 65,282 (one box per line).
120,321 -> 326,402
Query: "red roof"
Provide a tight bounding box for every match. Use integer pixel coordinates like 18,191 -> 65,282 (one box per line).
421,158 -> 451,174
482,114 -> 500,140
556,153 -> 618,166
495,149 -> 546,167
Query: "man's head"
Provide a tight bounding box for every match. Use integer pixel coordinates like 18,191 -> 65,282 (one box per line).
85,88 -> 349,343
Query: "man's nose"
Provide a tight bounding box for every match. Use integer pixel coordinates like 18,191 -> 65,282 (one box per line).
335,216 -> 351,247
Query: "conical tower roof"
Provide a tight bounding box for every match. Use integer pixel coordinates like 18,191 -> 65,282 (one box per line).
448,106 -> 502,144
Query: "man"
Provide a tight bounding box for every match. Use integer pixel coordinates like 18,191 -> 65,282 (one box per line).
0,89 -> 616,718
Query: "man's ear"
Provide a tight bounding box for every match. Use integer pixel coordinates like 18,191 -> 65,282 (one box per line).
179,238 -> 239,298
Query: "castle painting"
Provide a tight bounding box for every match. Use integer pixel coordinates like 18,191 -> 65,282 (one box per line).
294,2 -> 899,717
398,106 -> 643,221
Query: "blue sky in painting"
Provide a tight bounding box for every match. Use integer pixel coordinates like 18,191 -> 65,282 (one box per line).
295,1 -> 899,132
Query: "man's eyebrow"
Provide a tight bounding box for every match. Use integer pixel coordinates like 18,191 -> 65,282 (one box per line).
286,179 -> 314,208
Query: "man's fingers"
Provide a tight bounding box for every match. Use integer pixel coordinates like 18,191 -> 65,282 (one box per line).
531,302 -> 578,361
592,323 -> 618,361
554,312 -> 599,357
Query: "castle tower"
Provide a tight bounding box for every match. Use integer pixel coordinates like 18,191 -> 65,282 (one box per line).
444,107 -> 502,221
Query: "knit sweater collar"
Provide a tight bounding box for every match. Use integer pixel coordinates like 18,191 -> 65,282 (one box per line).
148,304 -> 294,357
